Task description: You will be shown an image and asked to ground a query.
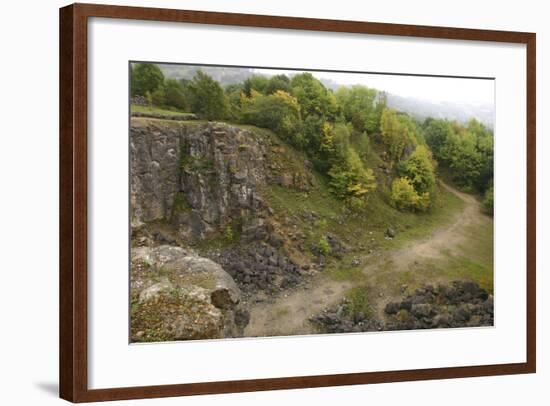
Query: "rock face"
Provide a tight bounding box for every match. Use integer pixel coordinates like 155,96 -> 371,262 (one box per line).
130,245 -> 248,342
130,120 -> 269,241
384,281 -> 493,330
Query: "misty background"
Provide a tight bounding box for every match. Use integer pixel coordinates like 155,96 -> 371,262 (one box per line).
157,63 -> 495,128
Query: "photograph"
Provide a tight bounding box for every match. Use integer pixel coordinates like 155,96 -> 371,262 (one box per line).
129,62 -> 495,342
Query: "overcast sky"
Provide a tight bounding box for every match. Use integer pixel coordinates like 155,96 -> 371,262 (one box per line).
252,68 -> 495,106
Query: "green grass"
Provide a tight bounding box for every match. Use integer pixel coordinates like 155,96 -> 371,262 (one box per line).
344,286 -> 372,319
131,103 -> 191,116
326,264 -> 365,282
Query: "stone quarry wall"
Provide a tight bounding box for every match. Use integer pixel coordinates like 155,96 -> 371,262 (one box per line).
130,120 -> 269,240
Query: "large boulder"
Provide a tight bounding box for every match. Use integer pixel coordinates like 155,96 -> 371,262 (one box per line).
130,245 -> 247,342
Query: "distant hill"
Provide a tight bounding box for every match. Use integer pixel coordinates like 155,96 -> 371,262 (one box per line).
158,64 -> 494,127
385,93 -> 494,128
158,64 -> 253,86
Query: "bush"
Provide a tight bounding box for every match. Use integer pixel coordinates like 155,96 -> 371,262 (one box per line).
391,177 -> 430,212
317,237 -> 331,256
345,286 -> 372,319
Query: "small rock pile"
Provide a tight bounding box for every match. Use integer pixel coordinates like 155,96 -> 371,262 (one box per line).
206,241 -> 307,294
384,281 -> 493,330
309,301 -> 382,334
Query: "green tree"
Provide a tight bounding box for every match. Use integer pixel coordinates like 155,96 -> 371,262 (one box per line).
328,149 -> 377,207
424,119 -> 454,158
440,131 -> 484,190
335,85 -> 379,133
187,71 -> 227,120
390,177 -> 430,212
224,83 -> 244,122
243,75 -> 270,96
380,108 -> 417,161
131,63 -> 165,97
291,73 -> 338,120
240,90 -> 303,145
266,74 -> 291,95
164,79 -> 186,110
397,145 -> 436,194
318,122 -> 351,172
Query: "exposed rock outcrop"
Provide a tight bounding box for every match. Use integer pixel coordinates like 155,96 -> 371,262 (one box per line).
130,120 -> 269,241
130,245 -> 248,342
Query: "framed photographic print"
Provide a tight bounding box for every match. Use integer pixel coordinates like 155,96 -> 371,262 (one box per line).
59,3 -> 536,402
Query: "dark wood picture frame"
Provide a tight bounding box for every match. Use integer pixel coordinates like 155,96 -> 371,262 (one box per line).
59,3 -> 536,402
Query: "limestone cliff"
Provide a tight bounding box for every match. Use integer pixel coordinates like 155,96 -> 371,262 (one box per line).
130,120 -> 270,241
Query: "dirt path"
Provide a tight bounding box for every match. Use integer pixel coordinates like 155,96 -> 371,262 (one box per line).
244,182 -> 489,337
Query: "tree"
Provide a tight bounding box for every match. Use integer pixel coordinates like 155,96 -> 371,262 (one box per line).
440,131 -> 484,190
390,177 -> 430,212
380,108 -> 417,161
224,83 -> 245,122
291,73 -> 338,120
328,149 -> 377,208
187,71 -> 227,120
266,74 -> 291,95
424,119 -> 454,158
240,90 -> 303,145
243,75 -> 270,96
335,85 -> 379,133
164,79 -> 186,110
397,145 -> 436,194
318,122 -> 351,172
131,63 -> 165,97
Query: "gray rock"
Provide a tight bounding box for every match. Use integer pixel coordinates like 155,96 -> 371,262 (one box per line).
385,227 -> 396,238
130,245 -> 246,341
139,277 -> 173,302
130,121 -> 268,240
385,302 -> 401,315
411,303 -> 433,318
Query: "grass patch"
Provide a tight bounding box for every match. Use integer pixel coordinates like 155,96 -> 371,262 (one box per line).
325,264 -> 365,282
344,286 -> 372,319
131,103 -> 190,116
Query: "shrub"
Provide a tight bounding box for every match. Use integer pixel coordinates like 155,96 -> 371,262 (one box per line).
317,237 -> 331,256
345,286 -> 372,319
390,177 -> 430,212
